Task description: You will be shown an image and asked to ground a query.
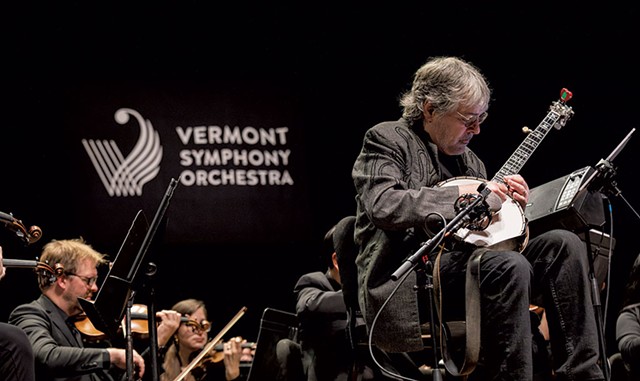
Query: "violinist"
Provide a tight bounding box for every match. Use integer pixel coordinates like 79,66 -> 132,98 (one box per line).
8,238 -> 146,381
158,298 -> 252,381
0,245 -> 36,381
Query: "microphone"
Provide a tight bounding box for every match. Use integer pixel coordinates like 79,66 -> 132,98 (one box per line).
427,183 -> 498,235
452,183 -> 495,231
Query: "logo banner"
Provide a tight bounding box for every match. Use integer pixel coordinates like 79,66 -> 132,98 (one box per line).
64,80 -> 313,245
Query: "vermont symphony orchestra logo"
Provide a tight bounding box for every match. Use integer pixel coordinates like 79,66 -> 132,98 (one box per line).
82,108 -> 163,197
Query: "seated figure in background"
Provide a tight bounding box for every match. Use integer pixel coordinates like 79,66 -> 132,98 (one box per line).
293,216 -> 357,381
616,252 -> 640,380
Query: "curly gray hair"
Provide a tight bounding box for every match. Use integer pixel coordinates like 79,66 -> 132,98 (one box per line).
400,56 -> 492,124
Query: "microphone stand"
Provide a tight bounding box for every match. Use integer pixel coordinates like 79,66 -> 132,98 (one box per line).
586,159 -> 639,381
391,184 -> 491,381
124,292 -> 136,381
583,229 -> 610,381
591,158 -> 640,220
144,262 -> 161,381
118,265 -> 161,381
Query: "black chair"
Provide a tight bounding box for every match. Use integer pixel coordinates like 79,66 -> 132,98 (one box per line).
246,308 -> 300,381
333,217 -> 370,380
335,216 -> 468,380
334,217 -> 430,380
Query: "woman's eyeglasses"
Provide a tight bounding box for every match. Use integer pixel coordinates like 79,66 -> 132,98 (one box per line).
183,319 -> 211,333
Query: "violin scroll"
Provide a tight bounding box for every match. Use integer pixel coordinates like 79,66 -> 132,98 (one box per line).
0,211 -> 42,245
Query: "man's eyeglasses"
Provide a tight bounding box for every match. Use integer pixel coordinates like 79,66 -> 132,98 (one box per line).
183,319 -> 211,334
66,273 -> 98,287
455,111 -> 488,127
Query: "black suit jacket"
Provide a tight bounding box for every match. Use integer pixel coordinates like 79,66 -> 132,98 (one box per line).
9,294 -> 112,381
294,270 -> 349,381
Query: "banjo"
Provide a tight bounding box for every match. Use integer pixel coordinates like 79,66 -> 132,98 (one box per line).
439,88 -> 574,250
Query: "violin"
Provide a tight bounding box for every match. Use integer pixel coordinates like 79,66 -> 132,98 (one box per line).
193,340 -> 256,364
190,339 -> 255,381
73,304 -> 189,342
174,307 -> 247,381
0,211 -> 42,245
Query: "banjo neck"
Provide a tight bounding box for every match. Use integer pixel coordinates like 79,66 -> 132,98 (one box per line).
492,88 -> 574,184
440,88 -> 575,250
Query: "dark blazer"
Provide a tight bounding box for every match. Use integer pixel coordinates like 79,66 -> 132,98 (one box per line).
294,270 -> 349,381
617,302 -> 640,380
9,295 -> 112,381
352,118 -> 486,352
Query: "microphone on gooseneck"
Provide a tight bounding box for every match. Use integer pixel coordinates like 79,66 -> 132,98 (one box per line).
453,183 -> 495,231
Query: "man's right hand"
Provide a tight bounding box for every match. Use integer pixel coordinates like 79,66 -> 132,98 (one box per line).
107,348 -> 145,378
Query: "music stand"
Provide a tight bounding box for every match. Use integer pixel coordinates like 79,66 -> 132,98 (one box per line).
78,177 -> 180,381
579,127 -> 635,194
527,128 -> 635,237
579,130 -> 634,381
527,128 -> 635,381
78,210 -> 149,339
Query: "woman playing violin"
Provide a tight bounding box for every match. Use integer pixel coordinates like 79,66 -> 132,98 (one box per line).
158,299 -> 252,381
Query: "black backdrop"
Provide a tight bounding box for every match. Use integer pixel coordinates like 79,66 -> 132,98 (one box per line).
2,3 -> 639,359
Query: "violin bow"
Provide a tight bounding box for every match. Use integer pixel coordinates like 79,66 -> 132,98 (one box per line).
173,306 -> 248,381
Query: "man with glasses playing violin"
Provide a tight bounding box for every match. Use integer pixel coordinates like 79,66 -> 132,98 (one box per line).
8,238 -> 146,381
